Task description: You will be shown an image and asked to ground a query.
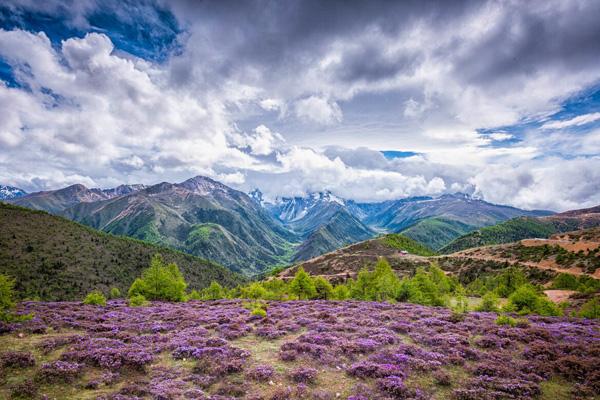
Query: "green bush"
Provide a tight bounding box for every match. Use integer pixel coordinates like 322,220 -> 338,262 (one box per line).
495,314 -> 517,327
576,276 -> 600,293
244,300 -> 268,318
398,267 -> 448,307
202,281 -> 226,300
0,274 -> 32,322
0,274 -> 16,313
451,284 -> 469,314
240,282 -> 269,300
578,298 -> 600,319
128,254 -> 187,302
288,267 -> 317,300
551,273 -> 579,290
128,294 -> 148,307
251,307 -> 267,318
83,290 -> 107,306
505,285 -> 562,316
332,284 -> 350,300
186,290 -> 202,301
476,291 -> 499,312
494,267 -> 528,297
313,276 -> 334,300
109,287 -> 121,299
372,258 -> 401,301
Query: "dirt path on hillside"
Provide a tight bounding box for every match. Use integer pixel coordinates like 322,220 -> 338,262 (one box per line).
521,238 -> 600,254
438,253 -> 598,278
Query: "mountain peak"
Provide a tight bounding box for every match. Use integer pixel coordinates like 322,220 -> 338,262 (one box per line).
0,185 -> 27,200
179,175 -> 230,195
249,188 -> 264,205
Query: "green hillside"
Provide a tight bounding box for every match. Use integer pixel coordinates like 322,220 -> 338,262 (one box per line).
292,210 -> 374,262
381,233 -> 437,256
440,217 -> 560,254
0,203 -> 244,301
400,217 -> 475,250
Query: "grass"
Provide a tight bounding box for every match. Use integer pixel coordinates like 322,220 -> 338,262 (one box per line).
380,233 -> 436,256
539,377 -> 574,400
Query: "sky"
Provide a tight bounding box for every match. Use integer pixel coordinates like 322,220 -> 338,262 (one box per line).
0,0 -> 599,211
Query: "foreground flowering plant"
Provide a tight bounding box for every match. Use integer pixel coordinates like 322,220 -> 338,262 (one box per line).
0,299 -> 598,399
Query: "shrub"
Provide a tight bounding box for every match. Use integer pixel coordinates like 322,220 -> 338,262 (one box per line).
578,297 -> 600,319
313,276 -> 334,300
0,274 -> 16,312
83,291 -> 106,306
202,281 -> 226,300
128,294 -> 148,307
0,274 -> 28,322
240,282 -> 268,300
289,367 -> 318,383
246,365 -> 275,381
109,287 -> 121,299
244,300 -> 267,318
551,273 -> 579,290
451,284 -> 469,314
9,379 -> 37,399
186,290 -> 202,301
398,268 -> 448,307
332,284 -> 350,300
476,291 -> 499,312
128,254 -> 187,302
36,361 -> 83,383
372,258 -> 401,301
289,267 -> 317,300
0,351 -> 36,369
505,285 -> 562,316
495,314 -> 517,327
251,307 -> 267,318
494,267 -> 528,297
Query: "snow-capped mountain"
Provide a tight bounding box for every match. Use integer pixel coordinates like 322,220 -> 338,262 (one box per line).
248,188 -> 265,205
267,191 -> 346,223
0,185 -> 27,200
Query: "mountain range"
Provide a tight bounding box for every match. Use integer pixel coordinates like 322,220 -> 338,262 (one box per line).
0,203 -> 243,300
4,176 -> 553,275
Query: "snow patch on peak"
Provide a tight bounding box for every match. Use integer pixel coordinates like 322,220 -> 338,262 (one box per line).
0,185 -> 27,200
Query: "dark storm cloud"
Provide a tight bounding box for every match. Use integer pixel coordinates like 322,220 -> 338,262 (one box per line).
453,1 -> 600,86
334,46 -> 423,83
162,0 -> 477,87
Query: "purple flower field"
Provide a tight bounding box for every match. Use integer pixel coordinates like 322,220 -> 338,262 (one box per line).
0,300 -> 598,399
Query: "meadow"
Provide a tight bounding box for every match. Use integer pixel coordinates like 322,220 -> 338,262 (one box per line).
1,299 -> 598,400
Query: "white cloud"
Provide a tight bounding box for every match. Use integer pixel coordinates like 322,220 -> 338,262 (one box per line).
487,132 -> 513,141
294,96 -> 342,125
0,29 -> 268,190
541,112 -> 600,130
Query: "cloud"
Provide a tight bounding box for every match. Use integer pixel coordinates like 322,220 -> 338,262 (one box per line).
0,1 -> 599,212
230,124 -> 284,156
541,112 -> 600,130
0,29 -> 264,190
487,132 -> 514,141
294,96 -> 342,125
